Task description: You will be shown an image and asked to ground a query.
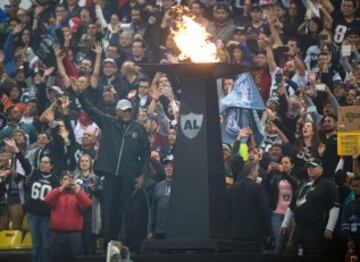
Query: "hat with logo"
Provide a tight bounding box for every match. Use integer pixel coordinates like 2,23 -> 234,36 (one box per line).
102,58 -> 117,68
306,158 -> 323,168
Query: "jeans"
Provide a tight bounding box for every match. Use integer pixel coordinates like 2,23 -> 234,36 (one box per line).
82,208 -> 93,255
271,212 -> 285,254
49,231 -> 83,262
28,213 -> 50,262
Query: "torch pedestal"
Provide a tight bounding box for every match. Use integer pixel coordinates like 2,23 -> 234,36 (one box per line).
141,63 -> 255,253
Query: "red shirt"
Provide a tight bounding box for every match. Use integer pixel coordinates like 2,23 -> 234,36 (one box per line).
45,188 -> 92,232
251,69 -> 271,102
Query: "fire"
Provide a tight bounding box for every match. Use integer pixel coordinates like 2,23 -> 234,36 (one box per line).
171,7 -> 218,63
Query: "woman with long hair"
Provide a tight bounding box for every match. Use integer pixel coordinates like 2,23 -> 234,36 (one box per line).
74,153 -> 101,255
264,155 -> 298,254
294,121 -> 325,172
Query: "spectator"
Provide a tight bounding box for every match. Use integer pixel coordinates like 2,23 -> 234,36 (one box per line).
0,105 -> 37,144
341,175 -> 360,258
281,159 -> 340,255
149,157 -> 173,239
45,170 -> 92,262
0,150 -> 23,230
263,155 -> 298,254
74,154 -> 102,255
228,162 -> 268,252
72,76 -> 150,246
207,3 -> 236,43
5,138 -> 59,262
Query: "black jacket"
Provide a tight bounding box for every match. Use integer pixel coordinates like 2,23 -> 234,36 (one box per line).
290,176 -> 340,226
16,151 -> 59,216
228,177 -> 268,243
263,171 -> 298,210
78,94 -> 150,179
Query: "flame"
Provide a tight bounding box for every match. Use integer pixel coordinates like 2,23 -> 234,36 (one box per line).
172,8 -> 218,63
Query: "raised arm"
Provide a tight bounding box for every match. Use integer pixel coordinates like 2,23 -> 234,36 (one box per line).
70,77 -> 112,128
4,138 -> 32,175
265,39 -> 277,73
53,44 -> 71,88
90,42 -> 102,88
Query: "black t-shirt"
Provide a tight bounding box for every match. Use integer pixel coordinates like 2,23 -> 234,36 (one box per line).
25,170 -> 59,217
290,176 -> 339,225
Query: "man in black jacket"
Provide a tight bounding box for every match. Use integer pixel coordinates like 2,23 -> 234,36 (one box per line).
228,162 -> 268,252
281,159 -> 340,255
71,81 -> 150,246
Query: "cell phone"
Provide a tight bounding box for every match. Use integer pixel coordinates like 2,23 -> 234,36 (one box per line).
277,46 -> 290,53
315,84 -> 326,91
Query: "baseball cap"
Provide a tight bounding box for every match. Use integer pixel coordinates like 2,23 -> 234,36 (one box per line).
163,154 -> 174,164
306,159 -> 323,168
60,170 -> 74,179
234,26 -> 246,34
102,58 -> 117,68
116,99 -> 132,111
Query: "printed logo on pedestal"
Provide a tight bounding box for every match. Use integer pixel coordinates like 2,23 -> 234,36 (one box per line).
180,113 -> 203,139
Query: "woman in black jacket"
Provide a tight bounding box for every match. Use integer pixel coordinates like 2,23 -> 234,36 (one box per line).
263,155 -> 298,254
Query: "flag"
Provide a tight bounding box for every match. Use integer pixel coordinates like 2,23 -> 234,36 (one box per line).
220,73 -> 266,113
220,73 -> 265,146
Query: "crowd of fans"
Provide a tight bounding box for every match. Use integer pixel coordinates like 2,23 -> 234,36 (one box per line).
0,0 -> 359,261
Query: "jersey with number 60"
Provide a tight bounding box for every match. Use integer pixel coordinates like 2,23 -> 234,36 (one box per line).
25,170 -> 59,216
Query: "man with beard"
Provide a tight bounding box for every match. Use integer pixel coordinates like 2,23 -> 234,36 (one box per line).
319,115 -> 339,180
71,80 -> 150,247
267,38 -> 307,97
206,3 -> 236,43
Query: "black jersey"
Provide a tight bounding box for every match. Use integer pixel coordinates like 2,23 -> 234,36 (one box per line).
25,170 -> 59,216
332,15 -> 360,45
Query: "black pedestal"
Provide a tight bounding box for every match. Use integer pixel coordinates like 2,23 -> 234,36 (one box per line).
140,63 -> 254,253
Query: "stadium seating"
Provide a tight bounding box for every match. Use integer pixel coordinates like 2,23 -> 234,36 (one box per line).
17,232 -> 32,249
22,215 -> 29,232
0,230 -> 23,250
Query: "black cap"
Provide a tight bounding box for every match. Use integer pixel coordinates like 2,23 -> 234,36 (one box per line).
163,155 -> 174,164
234,26 -> 246,33
306,159 -> 323,168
